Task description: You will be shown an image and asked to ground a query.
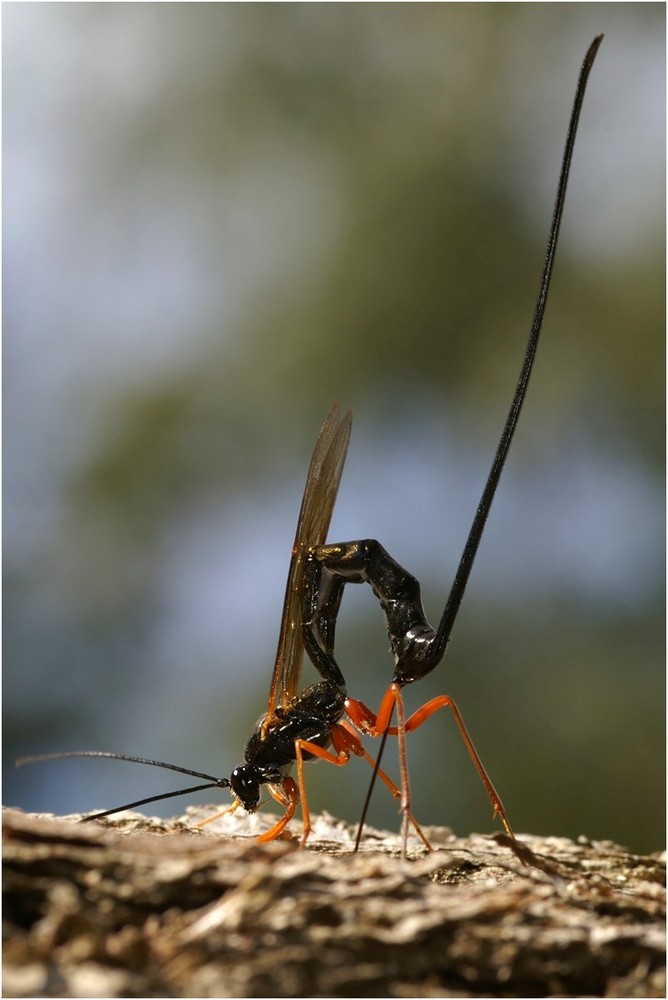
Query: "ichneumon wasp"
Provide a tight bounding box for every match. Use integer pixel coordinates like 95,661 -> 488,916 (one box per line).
18,35 -> 603,851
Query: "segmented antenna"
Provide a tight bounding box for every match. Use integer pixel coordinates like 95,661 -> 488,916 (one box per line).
16,749 -> 229,819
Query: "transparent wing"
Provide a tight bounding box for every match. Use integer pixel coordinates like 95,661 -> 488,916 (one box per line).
266,403 -> 352,720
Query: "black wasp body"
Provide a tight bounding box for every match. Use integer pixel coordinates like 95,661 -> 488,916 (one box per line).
304,539 -> 442,687
17,36 -> 603,851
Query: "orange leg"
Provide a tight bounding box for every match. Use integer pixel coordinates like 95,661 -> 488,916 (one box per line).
253,736 -> 358,847
292,727 -> 363,845
347,683 -> 515,841
336,720 -> 432,850
190,796 -> 241,831
187,780 -> 301,844
255,777 -> 300,843
195,718 -> 434,849
258,725 -> 431,849
187,786 -> 298,843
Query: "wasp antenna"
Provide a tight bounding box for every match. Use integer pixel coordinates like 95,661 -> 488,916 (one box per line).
16,750 -> 223,785
82,780 -> 229,822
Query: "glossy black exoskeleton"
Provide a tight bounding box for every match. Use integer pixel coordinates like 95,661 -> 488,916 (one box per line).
236,682 -> 347,812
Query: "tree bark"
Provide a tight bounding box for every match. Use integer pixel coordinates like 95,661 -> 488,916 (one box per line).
3,806 -> 665,998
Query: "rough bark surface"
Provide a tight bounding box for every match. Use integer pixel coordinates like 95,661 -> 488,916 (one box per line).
3,805 -> 665,998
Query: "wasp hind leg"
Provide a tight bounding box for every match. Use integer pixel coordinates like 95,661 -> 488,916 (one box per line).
347,683 -> 515,841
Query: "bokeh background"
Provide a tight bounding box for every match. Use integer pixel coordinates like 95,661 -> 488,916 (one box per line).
4,4 -> 664,854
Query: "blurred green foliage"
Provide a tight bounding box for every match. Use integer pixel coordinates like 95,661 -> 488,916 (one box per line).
4,4 -> 664,853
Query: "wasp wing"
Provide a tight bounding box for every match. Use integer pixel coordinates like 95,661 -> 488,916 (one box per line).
266,403 -> 352,720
